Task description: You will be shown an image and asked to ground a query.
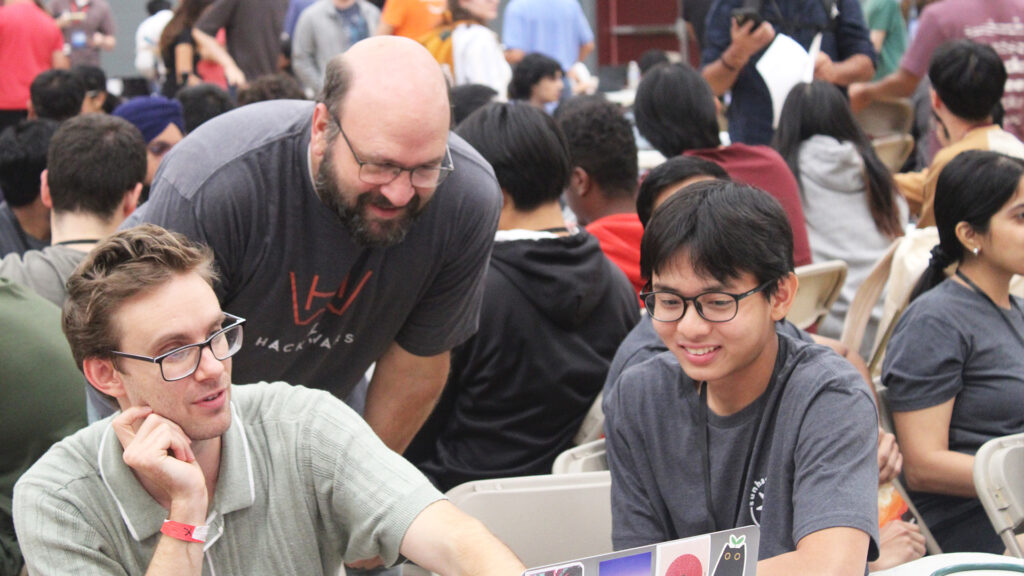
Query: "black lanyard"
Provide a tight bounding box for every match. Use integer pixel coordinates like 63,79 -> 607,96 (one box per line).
696,381 -> 761,532
955,269 -> 1024,349
695,338 -> 790,532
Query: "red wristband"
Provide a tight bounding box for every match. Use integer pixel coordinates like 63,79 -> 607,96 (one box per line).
161,519 -> 209,543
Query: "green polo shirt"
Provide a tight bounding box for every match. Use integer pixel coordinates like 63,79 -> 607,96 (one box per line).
13,382 -> 443,575
0,278 -> 87,575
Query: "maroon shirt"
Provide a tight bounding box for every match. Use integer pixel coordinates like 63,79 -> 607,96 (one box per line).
686,144 -> 813,267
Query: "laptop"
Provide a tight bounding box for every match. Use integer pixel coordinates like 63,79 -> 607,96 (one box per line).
522,525 -> 759,576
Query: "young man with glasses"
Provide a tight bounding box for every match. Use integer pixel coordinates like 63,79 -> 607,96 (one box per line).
13,224 -> 525,576
604,180 -> 880,575
123,36 -> 501,456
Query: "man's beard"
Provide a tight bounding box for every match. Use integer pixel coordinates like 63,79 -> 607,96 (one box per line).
314,147 -> 424,248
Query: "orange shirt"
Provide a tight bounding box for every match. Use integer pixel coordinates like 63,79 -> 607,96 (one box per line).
381,0 -> 445,38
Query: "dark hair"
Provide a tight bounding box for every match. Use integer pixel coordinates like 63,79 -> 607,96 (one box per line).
929,39 -> 1006,122
456,102 -> 571,210
238,72 -> 307,107
448,0 -> 488,23
555,95 -> 638,199
910,150 -> 1024,301
640,180 -> 794,297
633,62 -> 720,157
0,119 -> 60,207
773,81 -> 903,238
508,53 -> 563,101
47,115 -> 147,219
636,156 -> 729,227
159,0 -> 207,57
452,84 -> 498,126
175,83 -> 236,133
30,70 -> 86,122
147,0 -> 171,14
71,65 -> 106,93
638,49 -> 669,75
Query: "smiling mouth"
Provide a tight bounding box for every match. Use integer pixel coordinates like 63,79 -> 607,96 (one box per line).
683,345 -> 719,356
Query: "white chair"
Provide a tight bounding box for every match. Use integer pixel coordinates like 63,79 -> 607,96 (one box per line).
974,433 -> 1024,558
789,260 -> 847,331
445,471 -> 613,569
572,392 -> 604,446
553,438 -> 608,474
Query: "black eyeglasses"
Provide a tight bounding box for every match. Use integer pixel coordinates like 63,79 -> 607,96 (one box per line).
324,106 -> 454,189
110,313 -> 246,382
639,279 -> 776,323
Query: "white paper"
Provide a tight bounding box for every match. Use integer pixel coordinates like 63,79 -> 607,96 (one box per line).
755,32 -> 822,128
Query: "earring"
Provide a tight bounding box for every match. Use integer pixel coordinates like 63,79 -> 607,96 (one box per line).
972,247 -> 980,256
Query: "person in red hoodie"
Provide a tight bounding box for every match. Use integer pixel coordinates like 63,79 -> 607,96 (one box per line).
556,95 -> 644,296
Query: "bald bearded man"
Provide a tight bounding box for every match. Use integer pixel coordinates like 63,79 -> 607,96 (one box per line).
124,37 -> 502,453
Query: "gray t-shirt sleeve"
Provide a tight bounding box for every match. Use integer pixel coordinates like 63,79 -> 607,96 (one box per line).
790,375 -> 880,552
392,144 -> 501,357
882,296 -> 967,412
605,363 -> 673,550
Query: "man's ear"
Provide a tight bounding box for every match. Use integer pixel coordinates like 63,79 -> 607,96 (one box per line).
123,182 -> 143,216
769,272 -> 799,322
570,166 -> 591,197
83,356 -> 126,400
929,88 -> 942,113
310,102 -> 332,161
39,169 -> 53,209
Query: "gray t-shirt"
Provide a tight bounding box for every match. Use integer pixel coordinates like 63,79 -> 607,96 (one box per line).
883,278 -> 1024,544
0,244 -> 85,306
127,100 -> 501,399
605,334 -> 880,561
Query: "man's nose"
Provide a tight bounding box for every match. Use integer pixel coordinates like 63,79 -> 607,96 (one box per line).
379,172 -> 416,208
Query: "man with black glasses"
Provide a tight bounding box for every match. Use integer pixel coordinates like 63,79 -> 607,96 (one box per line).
605,180 -> 880,575
124,36 -> 501,455
13,224 -> 525,576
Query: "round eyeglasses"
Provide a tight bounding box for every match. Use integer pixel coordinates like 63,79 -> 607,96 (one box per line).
639,279 -> 776,323
110,313 -> 246,382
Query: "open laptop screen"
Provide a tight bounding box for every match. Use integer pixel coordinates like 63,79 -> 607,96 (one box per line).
523,525 -> 759,576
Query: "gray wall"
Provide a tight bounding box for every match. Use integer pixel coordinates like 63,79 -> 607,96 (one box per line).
103,0 -> 149,78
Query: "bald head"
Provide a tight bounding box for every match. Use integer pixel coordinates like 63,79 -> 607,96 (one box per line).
319,37 -> 450,126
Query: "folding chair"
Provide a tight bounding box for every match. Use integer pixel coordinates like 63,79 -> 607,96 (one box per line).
789,260 -> 847,330
872,134 -> 915,173
572,392 -> 604,446
553,438 -> 608,474
445,472 -> 613,568
854,98 -> 914,139
974,433 -> 1024,558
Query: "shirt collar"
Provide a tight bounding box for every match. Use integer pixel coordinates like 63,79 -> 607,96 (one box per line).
97,399 -> 256,542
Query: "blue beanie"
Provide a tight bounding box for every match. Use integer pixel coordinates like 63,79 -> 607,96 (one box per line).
112,96 -> 185,142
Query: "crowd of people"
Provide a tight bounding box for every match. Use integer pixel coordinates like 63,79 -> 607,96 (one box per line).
1,0 -> 1024,575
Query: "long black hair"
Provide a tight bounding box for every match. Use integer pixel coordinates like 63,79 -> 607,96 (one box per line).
909,150 -> 1024,301
773,81 -> 903,239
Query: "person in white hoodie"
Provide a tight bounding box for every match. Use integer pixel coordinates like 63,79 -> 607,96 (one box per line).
773,81 -> 907,352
